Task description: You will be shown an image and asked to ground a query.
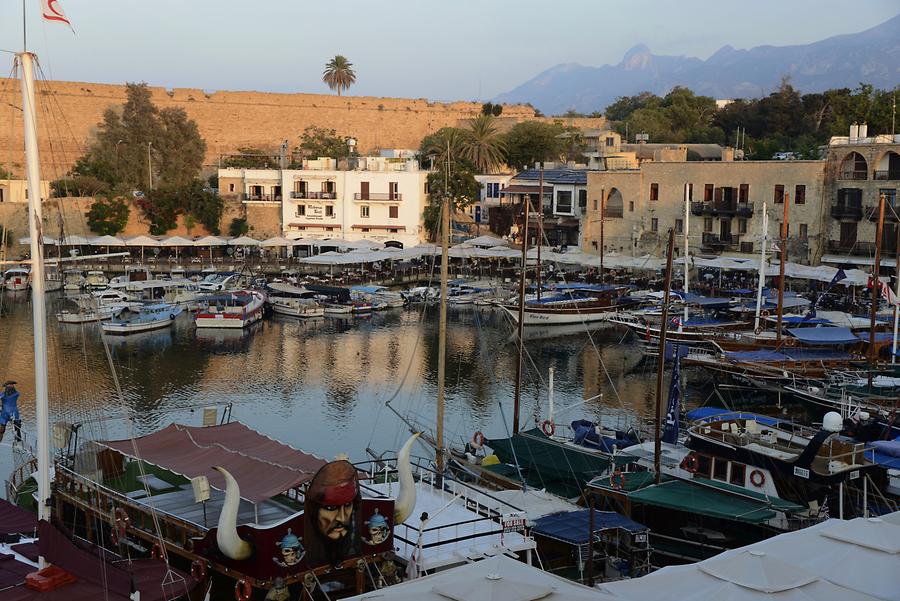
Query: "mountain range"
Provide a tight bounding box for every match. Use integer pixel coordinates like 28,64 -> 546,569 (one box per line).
494,14 -> 900,116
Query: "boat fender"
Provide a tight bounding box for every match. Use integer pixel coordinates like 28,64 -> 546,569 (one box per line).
749,469 -> 766,487
540,420 -> 555,437
114,507 -> 130,535
754,327 -> 762,335
471,431 -> 486,449
190,560 -> 208,581
235,579 -> 252,601
609,468 -> 625,491
785,337 -> 796,346
150,542 -> 164,561
170,313 -> 176,320
761,310 -> 770,318
681,454 -> 699,473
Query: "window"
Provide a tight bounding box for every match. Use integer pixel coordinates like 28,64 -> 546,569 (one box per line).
578,189 -> 587,208
296,204 -> 306,217
729,463 -> 746,486
799,223 -> 808,240
360,205 -> 370,218
389,205 -> 399,219
605,137 -> 615,147
686,183 -> 693,201
696,454 -> 712,478
713,458 -> 728,482
650,183 -> 659,201
629,201 -> 634,212
325,205 -> 334,217
795,184 -> 806,205
424,182 -> 429,194
229,183 -> 235,192
389,228 -> 399,233
360,181 -> 370,200
486,182 -> 501,198
675,219 -> 683,234
389,182 -> 399,200
704,218 -> 713,233
774,184 -> 785,203
555,191 -> 573,214
738,219 -> 747,234
739,183 -> 749,203
592,198 -> 598,211
704,184 -> 714,202
651,218 -> 659,232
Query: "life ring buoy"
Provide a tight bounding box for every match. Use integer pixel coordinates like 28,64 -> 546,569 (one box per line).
785,337 -> 796,347
749,469 -> 766,488
609,468 -> 626,491
169,313 -> 176,320
235,578 -> 252,601
190,560 -> 208,581
150,542 -> 164,560
754,327 -> 762,336
540,420 -> 555,437
761,310 -> 770,318
114,507 -> 130,535
471,431 -> 486,449
681,454 -> 699,473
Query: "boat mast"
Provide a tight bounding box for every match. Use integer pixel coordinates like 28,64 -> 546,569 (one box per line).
536,164 -> 543,300
893,221 -> 900,364
654,229 -> 676,485
512,182 -> 532,435
869,192 -> 885,363
435,144 -> 450,481
682,183 -> 689,331
753,203 -> 768,332
599,187 -> 605,278
18,52 -> 52,537
775,193 -> 789,347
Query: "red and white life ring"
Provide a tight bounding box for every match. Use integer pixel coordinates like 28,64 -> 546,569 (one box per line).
681,454 -> 699,473
540,420 -> 555,437
749,469 -> 766,488
235,579 -> 252,601
471,431 -> 486,449
609,468 -> 626,491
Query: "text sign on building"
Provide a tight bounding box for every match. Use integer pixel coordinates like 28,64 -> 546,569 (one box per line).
306,205 -> 324,220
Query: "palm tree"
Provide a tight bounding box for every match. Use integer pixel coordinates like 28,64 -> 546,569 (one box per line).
462,115 -> 507,174
421,127 -> 467,170
322,56 -> 356,96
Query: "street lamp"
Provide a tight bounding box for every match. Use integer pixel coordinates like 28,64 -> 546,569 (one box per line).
115,139 -> 124,178
147,141 -> 153,191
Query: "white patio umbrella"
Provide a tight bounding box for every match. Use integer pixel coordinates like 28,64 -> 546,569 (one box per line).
193,235 -> 227,263
90,235 -> 126,254
345,239 -> 384,250
62,235 -> 92,246
465,234 -> 509,248
19,236 -> 57,245
159,236 -> 195,261
261,236 -> 292,259
125,235 -> 161,263
228,235 -> 260,246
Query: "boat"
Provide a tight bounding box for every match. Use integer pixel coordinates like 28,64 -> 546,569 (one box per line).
351,285 -> 407,308
120,278 -> 203,310
502,284 -> 634,325
194,290 -> 266,328
84,269 -> 109,290
101,302 -> 182,334
109,264 -> 152,285
3,267 -> 30,291
197,271 -> 244,292
267,284 -> 325,318
62,268 -> 85,291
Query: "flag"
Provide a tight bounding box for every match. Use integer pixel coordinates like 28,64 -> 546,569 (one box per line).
661,350 -> 681,444
818,499 -> 830,521
40,0 -> 74,30
829,268 -> 847,286
811,267 -> 847,313
882,281 -> 899,306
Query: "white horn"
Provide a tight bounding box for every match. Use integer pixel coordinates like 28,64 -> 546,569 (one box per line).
394,433 -> 420,524
212,466 -> 253,560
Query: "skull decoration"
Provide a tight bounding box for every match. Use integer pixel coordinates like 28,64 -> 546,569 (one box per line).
273,528 -> 305,567
363,509 -> 390,546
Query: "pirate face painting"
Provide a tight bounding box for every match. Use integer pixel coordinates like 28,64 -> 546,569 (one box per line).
318,501 -> 354,541
273,528 -> 305,567
363,509 -> 389,546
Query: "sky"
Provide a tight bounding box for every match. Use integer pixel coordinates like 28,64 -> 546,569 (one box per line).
0,0 -> 897,102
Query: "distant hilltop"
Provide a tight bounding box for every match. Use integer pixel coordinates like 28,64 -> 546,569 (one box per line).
0,82 -> 560,177
496,13 -> 900,115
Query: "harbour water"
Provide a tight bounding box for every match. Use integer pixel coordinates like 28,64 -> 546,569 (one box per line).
0,290 -> 669,478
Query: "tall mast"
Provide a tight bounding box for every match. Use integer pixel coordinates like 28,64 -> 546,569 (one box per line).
435,144 -> 450,481
512,187 -> 531,435
753,203 -> 769,332
19,52 -> 51,541
682,183 -> 689,331
869,192 -> 885,362
599,187 -> 605,278
536,164 -> 543,300
654,229 -> 676,485
892,221 -> 899,365
775,193 -> 789,347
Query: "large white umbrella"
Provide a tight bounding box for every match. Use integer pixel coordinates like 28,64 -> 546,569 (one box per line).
465,234 -> 509,248
62,235 -> 92,245
159,236 -> 195,261
345,239 -> 384,250
260,236 -> 292,247
194,235 -> 227,263
228,235 -> 260,246
19,236 -> 57,245
89,235 -> 126,255
126,235 -> 160,263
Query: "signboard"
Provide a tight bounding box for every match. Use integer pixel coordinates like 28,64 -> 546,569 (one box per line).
849,470 -> 859,480
501,512 -> 526,534
793,466 -> 810,479
306,205 -> 325,221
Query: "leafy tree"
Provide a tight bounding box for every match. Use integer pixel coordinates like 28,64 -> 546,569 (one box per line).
604,92 -> 663,121
461,115 -> 507,174
296,126 -> 355,160
481,102 -> 503,117
86,197 -> 130,235
222,147 -> 276,169
502,121 -> 567,169
229,218 -> 250,237
51,175 -> 108,197
322,55 -> 356,96
423,166 -> 481,241
154,107 -> 206,187
137,180 -> 222,236
0,164 -> 11,179
419,127 -> 471,171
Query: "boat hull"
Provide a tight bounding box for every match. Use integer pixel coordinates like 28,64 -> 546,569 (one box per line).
502,304 -> 617,325
195,291 -> 266,329
101,315 -> 176,334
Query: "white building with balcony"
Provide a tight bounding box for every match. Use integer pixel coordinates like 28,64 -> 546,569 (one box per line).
218,157 -> 428,248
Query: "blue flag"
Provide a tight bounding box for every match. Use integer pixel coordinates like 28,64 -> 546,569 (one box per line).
810,267 -> 848,314
662,351 -> 681,444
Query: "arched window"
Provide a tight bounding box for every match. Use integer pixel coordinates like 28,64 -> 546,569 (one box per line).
604,188 -> 624,218
839,152 -> 868,180
875,151 -> 900,181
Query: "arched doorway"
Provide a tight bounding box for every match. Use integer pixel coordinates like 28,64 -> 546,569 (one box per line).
875,151 -> 900,181
839,152 -> 868,180
605,188 -> 624,218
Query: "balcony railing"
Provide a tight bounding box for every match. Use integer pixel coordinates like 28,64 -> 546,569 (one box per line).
839,171 -> 867,181
873,170 -> 900,181
291,191 -> 336,199
701,233 -> 736,250
827,239 -> 876,254
690,201 -> 753,217
242,194 -> 281,201
865,204 -> 900,222
830,202 -> 863,220
353,193 -> 402,201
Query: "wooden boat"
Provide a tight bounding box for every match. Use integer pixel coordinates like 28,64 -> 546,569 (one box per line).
101,302 -> 182,334
194,290 -> 265,328
502,285 -> 634,325
269,296 -> 324,318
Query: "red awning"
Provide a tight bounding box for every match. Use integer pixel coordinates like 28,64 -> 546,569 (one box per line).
99,423 -> 328,503
350,225 -> 406,231
0,499 -> 37,535
499,185 -> 552,195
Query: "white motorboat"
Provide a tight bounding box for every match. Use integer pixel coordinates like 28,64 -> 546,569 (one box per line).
3,268 -> 30,291
101,302 -> 182,335
195,290 -> 266,329
84,270 -> 109,290
63,269 -> 85,291
270,296 -> 324,318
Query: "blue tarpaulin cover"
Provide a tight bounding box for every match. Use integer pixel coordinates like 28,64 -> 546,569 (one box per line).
532,510 -> 646,545
787,327 -> 859,345
725,348 -> 855,362
778,316 -> 832,325
685,408 -> 788,427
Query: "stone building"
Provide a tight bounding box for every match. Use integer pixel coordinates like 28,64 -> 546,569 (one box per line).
219,156 -> 427,248
0,179 -> 51,204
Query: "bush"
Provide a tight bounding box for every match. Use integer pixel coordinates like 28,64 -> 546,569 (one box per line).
87,197 -> 130,235
228,218 -> 250,237
52,175 -> 108,197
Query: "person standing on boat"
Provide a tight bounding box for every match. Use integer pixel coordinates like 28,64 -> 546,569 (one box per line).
0,381 -> 22,444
